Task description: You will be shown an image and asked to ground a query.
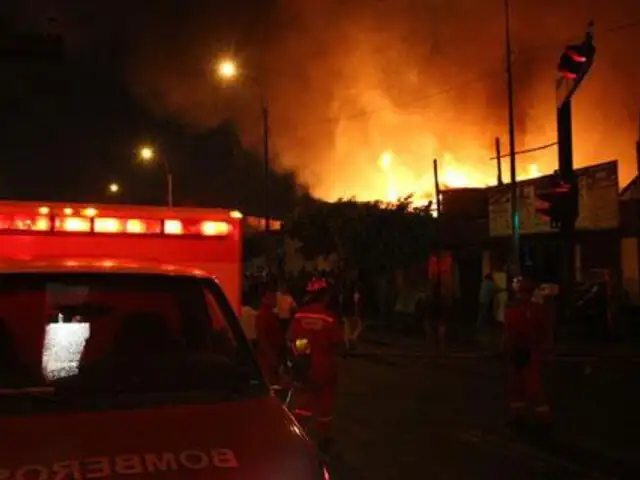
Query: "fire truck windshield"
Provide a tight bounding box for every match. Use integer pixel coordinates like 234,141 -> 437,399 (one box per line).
0,272 -> 266,415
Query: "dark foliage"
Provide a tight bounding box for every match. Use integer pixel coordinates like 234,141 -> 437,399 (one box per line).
286,195 -> 435,274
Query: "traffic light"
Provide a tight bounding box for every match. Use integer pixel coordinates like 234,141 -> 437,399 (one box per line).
557,38 -> 595,80
535,179 -> 576,229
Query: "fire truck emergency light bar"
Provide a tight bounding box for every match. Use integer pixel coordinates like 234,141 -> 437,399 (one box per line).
0,203 -> 241,237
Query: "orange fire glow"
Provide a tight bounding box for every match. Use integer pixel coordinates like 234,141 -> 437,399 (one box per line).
117,0 -> 639,203
295,80 -> 556,206
367,149 -> 546,207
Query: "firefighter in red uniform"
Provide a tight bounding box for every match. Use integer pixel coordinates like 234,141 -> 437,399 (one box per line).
287,277 -> 343,450
504,277 -> 553,431
255,288 -> 285,387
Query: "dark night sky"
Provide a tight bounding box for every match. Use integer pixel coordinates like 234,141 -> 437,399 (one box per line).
0,0 -> 300,215
1,1 -> 640,208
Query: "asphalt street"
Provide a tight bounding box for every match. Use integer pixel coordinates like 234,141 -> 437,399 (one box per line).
326,349 -> 640,480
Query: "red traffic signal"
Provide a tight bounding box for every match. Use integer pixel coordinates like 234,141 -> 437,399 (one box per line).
558,42 -> 595,80
534,181 -> 573,228
567,49 -> 586,63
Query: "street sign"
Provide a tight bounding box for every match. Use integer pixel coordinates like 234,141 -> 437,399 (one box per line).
488,186 -> 512,237
575,161 -> 619,230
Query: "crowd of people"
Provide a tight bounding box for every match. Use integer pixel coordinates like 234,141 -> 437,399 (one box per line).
240,269 -> 556,446
241,270 -> 365,348
241,267 -> 456,358
241,274 -> 347,451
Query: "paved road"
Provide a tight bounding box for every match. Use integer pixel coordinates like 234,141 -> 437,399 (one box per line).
327,352 -> 640,479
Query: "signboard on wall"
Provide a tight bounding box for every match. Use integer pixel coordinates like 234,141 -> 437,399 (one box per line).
488,187 -> 512,237
488,160 -> 619,237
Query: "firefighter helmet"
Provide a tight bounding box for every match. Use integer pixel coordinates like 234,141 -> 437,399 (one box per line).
306,277 -> 328,293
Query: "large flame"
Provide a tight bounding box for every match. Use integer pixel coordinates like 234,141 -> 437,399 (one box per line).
372,149 -> 545,207
269,14 -> 567,206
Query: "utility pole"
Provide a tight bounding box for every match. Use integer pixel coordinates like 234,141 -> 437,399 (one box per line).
166,172 -> 173,208
433,158 -> 442,216
262,102 -> 270,238
495,137 -> 504,186
503,0 -> 519,277
261,99 -> 274,275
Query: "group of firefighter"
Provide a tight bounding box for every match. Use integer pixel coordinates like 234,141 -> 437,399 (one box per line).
252,274 -> 555,452
252,277 -> 345,452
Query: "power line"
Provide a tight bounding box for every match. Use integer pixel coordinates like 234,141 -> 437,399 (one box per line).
489,141 -> 558,161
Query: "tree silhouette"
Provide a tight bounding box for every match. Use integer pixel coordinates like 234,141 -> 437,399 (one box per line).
286,195 -> 435,274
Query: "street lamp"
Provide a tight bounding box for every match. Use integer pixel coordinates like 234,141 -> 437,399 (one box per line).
139,146 -> 154,162
136,145 -> 173,207
108,182 -> 120,194
215,58 -> 271,241
217,59 -> 238,79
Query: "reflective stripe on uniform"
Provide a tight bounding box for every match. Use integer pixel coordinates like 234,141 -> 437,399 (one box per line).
294,313 -> 335,324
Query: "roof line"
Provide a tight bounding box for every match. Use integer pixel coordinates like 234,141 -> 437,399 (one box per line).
620,175 -> 639,197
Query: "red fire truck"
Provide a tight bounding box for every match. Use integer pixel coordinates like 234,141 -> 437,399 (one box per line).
0,201 -> 328,479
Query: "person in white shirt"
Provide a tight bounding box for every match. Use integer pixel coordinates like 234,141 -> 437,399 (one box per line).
276,283 -> 297,333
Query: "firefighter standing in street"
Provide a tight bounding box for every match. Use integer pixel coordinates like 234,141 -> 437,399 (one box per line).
504,277 -> 553,433
287,277 -> 344,451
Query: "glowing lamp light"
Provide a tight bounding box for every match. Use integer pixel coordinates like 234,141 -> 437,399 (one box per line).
83,207 -> 98,217
33,216 -> 51,231
164,219 -> 183,235
217,59 -> 238,79
201,221 -> 231,236
0,206 -> 240,238
139,146 -> 155,161
125,219 -> 146,234
38,206 -> 50,215
94,217 -> 124,233
58,217 -> 91,232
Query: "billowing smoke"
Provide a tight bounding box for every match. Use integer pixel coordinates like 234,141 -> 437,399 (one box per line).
17,0 -> 640,199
